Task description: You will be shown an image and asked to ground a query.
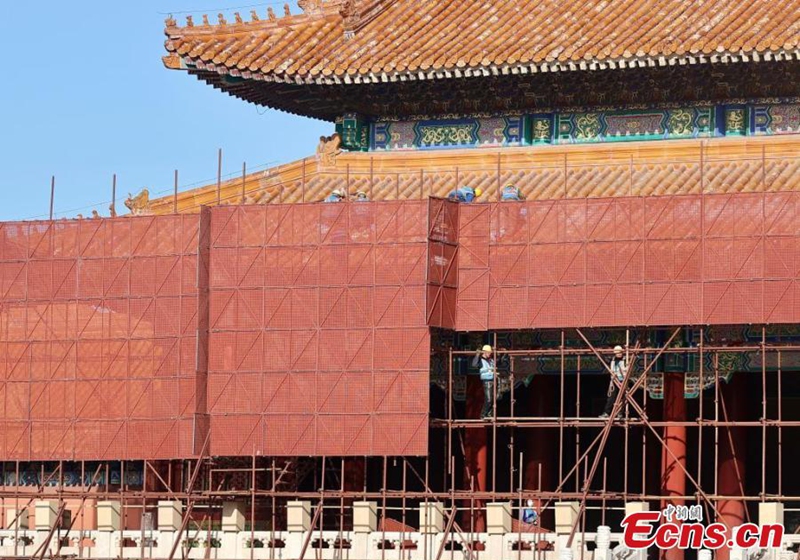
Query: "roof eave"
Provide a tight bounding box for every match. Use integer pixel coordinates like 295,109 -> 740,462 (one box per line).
168,48 -> 800,84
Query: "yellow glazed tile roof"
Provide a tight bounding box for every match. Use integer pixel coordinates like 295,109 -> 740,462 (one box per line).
163,0 -> 800,84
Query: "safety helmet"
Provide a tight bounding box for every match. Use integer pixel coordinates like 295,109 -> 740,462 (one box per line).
613,345 -> 624,353
332,188 -> 346,197
482,344 -> 493,353
474,188 -> 483,197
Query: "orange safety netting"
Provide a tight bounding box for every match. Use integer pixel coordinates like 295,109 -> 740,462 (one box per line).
2,192 -> 799,460
0,216 -> 200,460
457,192 -> 800,330
205,202 -> 433,456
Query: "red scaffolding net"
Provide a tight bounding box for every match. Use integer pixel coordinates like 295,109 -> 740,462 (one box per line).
457,191 -> 800,330
3,192 -> 800,461
426,198 -> 459,329
0,216 -> 201,460
206,202 -> 431,456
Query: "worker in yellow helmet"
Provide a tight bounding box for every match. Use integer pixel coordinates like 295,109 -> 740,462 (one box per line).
600,345 -> 629,419
472,344 -> 497,419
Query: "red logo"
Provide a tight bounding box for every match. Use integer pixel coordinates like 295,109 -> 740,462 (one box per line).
621,509 -> 783,550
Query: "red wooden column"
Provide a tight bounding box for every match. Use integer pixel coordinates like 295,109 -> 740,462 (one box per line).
524,375 -> 555,528
661,372 -> 686,560
462,375 -> 487,531
717,375 -> 747,560
343,458 -> 365,492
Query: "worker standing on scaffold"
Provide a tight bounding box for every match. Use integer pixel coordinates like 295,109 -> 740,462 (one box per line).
600,345 -> 628,419
472,344 -> 497,419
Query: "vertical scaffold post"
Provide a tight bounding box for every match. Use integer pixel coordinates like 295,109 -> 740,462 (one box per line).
173,170 -> 179,214
49,176 -> 55,220
217,148 -> 223,205
250,451 -> 255,560
242,162 -> 247,202
111,174 -> 117,217
496,152 -> 501,201
302,157 -> 307,202
369,156 -> 374,200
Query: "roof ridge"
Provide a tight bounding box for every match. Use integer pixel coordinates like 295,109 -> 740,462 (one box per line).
164,2 -> 334,36
340,0 -> 397,38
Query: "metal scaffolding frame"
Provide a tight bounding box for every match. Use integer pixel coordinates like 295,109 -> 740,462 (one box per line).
0,326 -> 795,556
1,141 -> 798,557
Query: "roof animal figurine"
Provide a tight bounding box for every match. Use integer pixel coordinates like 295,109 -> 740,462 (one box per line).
297,0 -> 322,15
316,133 -> 342,167
124,189 -> 152,216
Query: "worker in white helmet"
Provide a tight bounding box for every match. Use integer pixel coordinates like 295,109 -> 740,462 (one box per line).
600,345 -> 628,418
521,498 -> 539,525
472,344 -> 497,419
324,188 -> 346,202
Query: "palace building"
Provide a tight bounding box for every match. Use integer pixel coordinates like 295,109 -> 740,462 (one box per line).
0,1 -> 799,559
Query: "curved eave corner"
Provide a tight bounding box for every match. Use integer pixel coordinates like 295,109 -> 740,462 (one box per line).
162,54 -> 184,70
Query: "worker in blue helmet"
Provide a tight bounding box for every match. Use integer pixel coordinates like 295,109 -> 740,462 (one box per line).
447,186 -> 482,203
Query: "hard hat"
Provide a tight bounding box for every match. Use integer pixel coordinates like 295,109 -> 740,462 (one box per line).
474,188 -> 483,197
482,344 -> 493,353
613,345 -> 624,352
332,188 -> 346,197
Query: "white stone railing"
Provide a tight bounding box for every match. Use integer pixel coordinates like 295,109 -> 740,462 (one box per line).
1,500 -> 793,560
0,528 -> 627,560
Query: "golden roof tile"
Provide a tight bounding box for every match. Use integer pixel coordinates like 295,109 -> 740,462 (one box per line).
146,136 -> 800,214
164,0 -> 800,85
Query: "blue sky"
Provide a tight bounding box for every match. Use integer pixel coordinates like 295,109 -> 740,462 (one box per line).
0,1 -> 329,221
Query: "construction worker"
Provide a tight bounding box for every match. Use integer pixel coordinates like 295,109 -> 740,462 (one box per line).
600,345 -> 628,418
353,191 -> 370,202
472,344 -> 497,419
521,499 -> 539,525
324,188 -> 346,202
500,185 -> 523,201
447,186 -> 482,203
